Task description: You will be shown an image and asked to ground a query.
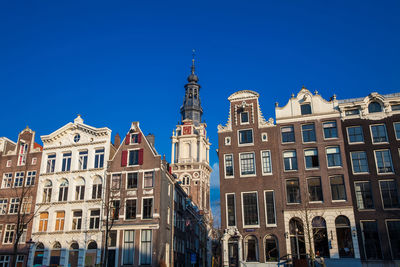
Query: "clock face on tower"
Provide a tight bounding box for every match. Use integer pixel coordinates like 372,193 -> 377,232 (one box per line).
183,126 -> 192,135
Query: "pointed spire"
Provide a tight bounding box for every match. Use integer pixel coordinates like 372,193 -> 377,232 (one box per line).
191,49 -> 196,75
187,49 -> 199,83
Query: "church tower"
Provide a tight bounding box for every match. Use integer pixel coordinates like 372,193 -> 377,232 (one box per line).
171,56 -> 212,215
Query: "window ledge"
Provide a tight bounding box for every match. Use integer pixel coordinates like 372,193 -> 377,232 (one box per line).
332,200 -> 347,203
358,209 -> 375,212
284,169 -> 298,172
240,174 -> 257,178
261,173 -> 273,176
287,202 -> 301,205
353,172 -> 370,175
243,225 -> 260,229
224,176 -> 234,179
309,201 -> 324,204
324,137 -> 339,140
305,168 -> 320,171
266,224 -> 277,228
238,143 -> 254,147
327,166 -> 343,169
377,172 -> 394,175
382,208 -> 400,211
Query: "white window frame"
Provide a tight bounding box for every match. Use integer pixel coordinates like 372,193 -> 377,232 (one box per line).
261,132 -> 268,142
260,150 -> 272,175
241,191 -> 260,228
224,137 -> 231,146
78,150 -> 88,170
0,199 -> 8,215
142,171 -> 154,189
370,124 -> 388,144
304,148 -> 319,170
139,229 -> 153,265
26,171 -> 36,186
378,179 -> 400,210
281,125 -> 295,144
350,151 -> 369,175
354,180 -> 374,211
6,160 -> 12,167
128,149 -> 140,166
2,173 -> 12,188
89,209 -> 101,229
125,198 -> 137,220
142,197 -> 154,220
126,172 -> 139,189
283,150 -> 297,172
224,154 -> 234,178
326,146 -> 342,168
346,126 -> 364,144
8,198 -> 19,214
237,128 -> 254,147
46,154 -> 56,173
225,193 -> 236,227
31,157 -> 37,165
240,112 -> 249,125
301,123 -> 316,143
94,147 -> 105,169
3,224 -> 15,244
322,121 -> 338,140
122,230 -> 136,265
264,190 -> 277,227
14,172 -> 24,188
374,149 -> 394,175
61,152 -> 72,172
393,122 -> 400,140
239,152 -> 256,177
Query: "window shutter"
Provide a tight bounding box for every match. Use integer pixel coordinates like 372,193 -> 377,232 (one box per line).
121,151 -> 128,167
139,149 -> 144,165
138,133 -> 142,143
125,134 -> 130,145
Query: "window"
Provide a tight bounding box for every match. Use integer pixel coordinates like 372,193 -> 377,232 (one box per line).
73,134 -> 80,143
286,179 -> 300,203
241,112 -> 249,124
75,180 -> 85,200
62,152 -> 72,171
142,198 -> 153,219
143,171 -> 154,188
31,157 -> 37,165
261,151 -> 272,174
92,182 -> 102,199
330,175 -> 347,201
94,148 -> 105,168
0,199 -> 8,215
347,126 -> 364,143
262,132 -> 268,141
335,216 -> 354,258
281,126 -> 295,143
0,256 -> 10,266
224,137 -> 231,145
39,212 -> 48,232
111,173 -> 121,190
127,172 -> 138,189
375,149 -> 393,173
392,104 -> 400,111
345,109 -> 360,116
58,180 -> 69,201
265,191 -> 276,225
323,121 -> 338,139
130,133 -> 140,144
244,235 -> 258,262
18,142 -> 28,166
226,194 -> 236,227
46,154 -> 56,173
2,173 -> 12,188
89,209 -> 100,229
368,101 -> 382,113
394,123 -> 400,140
128,150 -> 139,166
361,221 -> 382,259
379,180 -> 399,209
22,197 -> 31,213
242,192 -> 259,226
140,230 -> 152,265
326,146 -> 342,167
72,210 -> 82,230
265,235 -> 278,262
78,151 -> 88,170
3,224 -> 15,244
302,124 -> 316,143
26,171 -> 36,186
301,103 -> 312,115
304,149 -> 319,169
111,200 -> 120,220
9,198 -> 19,214
371,124 -> 388,143
355,182 -> 374,210
14,172 -> 24,187
386,220 -> 400,259
123,230 -> 135,265
6,160 -> 12,167
43,180 -> 52,203
283,150 -> 298,171
351,151 -> 369,173
125,199 -> 137,220
224,154 -> 234,177
55,211 -> 65,231
238,129 -> 253,145
308,177 -> 323,202
240,152 -> 255,175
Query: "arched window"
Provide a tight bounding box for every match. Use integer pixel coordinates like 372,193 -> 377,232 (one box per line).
43,180 -> 52,203
58,179 -> 69,202
301,103 -> 312,115
335,216 -> 354,258
69,242 -> 79,267
368,102 -> 382,113
86,241 -> 98,266
312,216 -> 330,257
265,235 -> 279,262
51,242 -> 61,266
70,242 -> 79,250
34,243 -> 45,265
92,176 -> 102,199
244,235 -> 258,262
75,178 -> 85,201
289,218 -> 306,259
88,241 -> 98,250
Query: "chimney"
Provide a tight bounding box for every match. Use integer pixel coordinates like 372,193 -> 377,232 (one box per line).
146,133 -> 155,147
114,133 -> 121,147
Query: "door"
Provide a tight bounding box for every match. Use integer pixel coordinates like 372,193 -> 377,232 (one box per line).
228,240 -> 239,267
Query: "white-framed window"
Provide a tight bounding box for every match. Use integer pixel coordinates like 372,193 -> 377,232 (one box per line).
374,149 -> 394,174
394,122 -> 400,140
368,101 -> 382,113
6,160 -> 12,167
241,191 -> 259,227
281,125 -> 295,143
142,197 -> 153,219
31,157 -> 37,165
22,197 -> 32,213
330,175 -> 347,201
347,126 -> 364,143
46,154 -> 56,173
14,172 -> 24,187
111,173 -> 121,190
143,171 -> 154,188
239,152 -> 256,176
351,151 -> 369,174
128,149 -> 140,166
264,190 -> 276,226
72,210 -> 82,230
125,199 -> 137,220
224,154 -> 234,178
238,129 -> 254,145
42,180 -> 52,203
127,172 -> 138,189
286,178 -> 300,204
3,224 -> 15,244
61,152 -> 72,172
26,171 -> 36,186
226,193 -> 236,227
123,230 -> 135,265
75,181 -> 85,201
8,198 -> 19,214
323,121 -> 338,139
19,225 -> 27,243
92,180 -> 102,199
371,124 -> 388,143
326,146 -> 342,167
302,123 -> 316,143
17,142 -> 28,166
0,199 -> 8,215
89,209 -> 101,229
261,132 -> 268,142
58,179 -> 69,202
55,211 -> 65,231
261,150 -> 272,175
224,136 -> 231,146
355,181 -> 374,210
130,133 -> 140,144
78,150 -> 88,170
240,112 -> 249,124
283,150 -> 298,171
94,148 -> 105,168
2,173 -> 12,188
304,148 -> 319,169
140,229 -> 152,265
379,180 -> 400,209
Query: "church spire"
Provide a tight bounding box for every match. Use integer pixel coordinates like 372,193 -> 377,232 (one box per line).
180,51 -> 203,124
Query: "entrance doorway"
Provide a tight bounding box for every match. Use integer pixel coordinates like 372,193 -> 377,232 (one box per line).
228,237 -> 239,267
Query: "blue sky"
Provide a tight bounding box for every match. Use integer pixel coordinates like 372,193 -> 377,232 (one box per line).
1,1 -> 400,225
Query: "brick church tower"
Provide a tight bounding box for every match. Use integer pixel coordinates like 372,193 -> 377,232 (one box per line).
171,57 -> 212,216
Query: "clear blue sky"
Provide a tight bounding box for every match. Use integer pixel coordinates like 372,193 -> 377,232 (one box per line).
1,0 -> 400,225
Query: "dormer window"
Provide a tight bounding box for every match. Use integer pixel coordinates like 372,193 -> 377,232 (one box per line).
240,112 -> 249,124
301,104 -> 312,115
368,102 -> 382,113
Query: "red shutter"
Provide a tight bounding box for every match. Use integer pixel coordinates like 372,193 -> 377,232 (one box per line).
138,148 -> 144,165
125,134 -> 130,145
121,150 -> 128,167
169,166 -> 172,174
138,133 -> 142,143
